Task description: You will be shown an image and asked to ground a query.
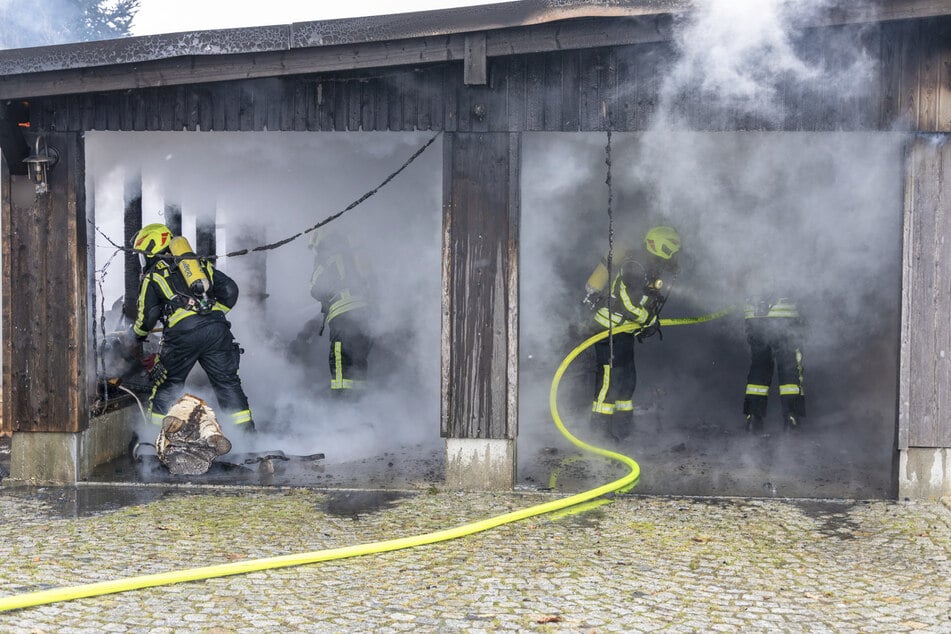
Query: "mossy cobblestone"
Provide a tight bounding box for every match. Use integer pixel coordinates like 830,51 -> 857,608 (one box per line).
0,487 -> 949,632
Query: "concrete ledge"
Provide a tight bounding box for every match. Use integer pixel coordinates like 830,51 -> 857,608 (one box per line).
899,448 -> 951,500
445,438 -> 515,491
6,407 -> 137,485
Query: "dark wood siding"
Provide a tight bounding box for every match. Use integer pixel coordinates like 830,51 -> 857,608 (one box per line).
900,135 -> 951,449
442,132 -> 518,440
27,17 -> 951,134
2,133 -> 87,432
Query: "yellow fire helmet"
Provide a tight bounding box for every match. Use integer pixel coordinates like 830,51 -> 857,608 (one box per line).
132,223 -> 173,256
644,225 -> 682,260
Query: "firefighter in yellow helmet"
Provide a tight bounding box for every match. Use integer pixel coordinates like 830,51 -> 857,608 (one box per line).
129,223 -> 255,432
582,225 -> 682,442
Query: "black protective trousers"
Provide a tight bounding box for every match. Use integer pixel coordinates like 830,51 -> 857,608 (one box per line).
591,332 -> 637,425
150,318 -> 251,422
328,312 -> 373,392
743,318 -> 805,419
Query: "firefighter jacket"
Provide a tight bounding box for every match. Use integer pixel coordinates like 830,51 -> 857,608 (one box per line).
133,258 -> 238,338
309,236 -> 370,327
593,258 -> 673,333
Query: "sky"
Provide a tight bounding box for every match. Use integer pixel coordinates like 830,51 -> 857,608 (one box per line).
131,0 -> 509,35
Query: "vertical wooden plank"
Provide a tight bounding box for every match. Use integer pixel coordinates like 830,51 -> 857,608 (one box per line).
266,81 -> 283,131
403,71 -> 420,131
223,83 -> 241,131
525,54 -> 545,131
579,49 -> 602,130
616,44 -> 637,131
185,85 -> 200,131
901,135 -> 951,448
347,81 -> 362,131
197,85 -> 213,132
7,133 -> 86,432
293,80 -> 308,132
317,80 -> 335,131
506,55 -> 527,132
252,80 -> 269,131
561,50 -> 581,131
505,132 -> 520,439
239,82 -> 255,131
879,22 -> 902,129
159,84 -> 175,131
333,76 -> 348,131
387,73 -> 403,131
442,132 -> 514,439
918,18 -> 939,131
482,58 -> 505,132
898,19 -> 921,129
172,86 -> 186,131
443,65 -> 458,132
1,155 -> 10,434
938,18 -> 951,133
426,67 -> 445,131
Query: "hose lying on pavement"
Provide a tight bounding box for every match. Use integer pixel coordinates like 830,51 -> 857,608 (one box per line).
0,309 -> 730,613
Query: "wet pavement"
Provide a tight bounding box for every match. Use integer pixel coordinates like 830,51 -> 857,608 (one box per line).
1,444 -> 950,631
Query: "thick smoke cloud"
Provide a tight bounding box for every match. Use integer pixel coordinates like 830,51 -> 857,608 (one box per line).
519,0 -> 904,498
87,131 -> 442,461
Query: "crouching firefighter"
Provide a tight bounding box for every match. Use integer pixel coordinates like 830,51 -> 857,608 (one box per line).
743,295 -> 805,432
582,225 -> 682,442
129,223 -> 256,433
308,226 -> 373,395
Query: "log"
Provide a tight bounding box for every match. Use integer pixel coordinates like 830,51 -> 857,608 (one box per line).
155,394 -> 232,475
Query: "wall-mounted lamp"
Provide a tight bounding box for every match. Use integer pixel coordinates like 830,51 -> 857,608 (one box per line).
22,134 -> 59,195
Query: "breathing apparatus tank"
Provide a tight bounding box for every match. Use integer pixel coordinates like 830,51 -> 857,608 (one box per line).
585,243 -> 628,294
169,237 -> 213,313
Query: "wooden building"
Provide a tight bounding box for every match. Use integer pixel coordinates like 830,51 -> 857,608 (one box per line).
0,0 -> 949,496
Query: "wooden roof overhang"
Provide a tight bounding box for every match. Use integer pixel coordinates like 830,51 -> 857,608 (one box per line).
0,0 -> 949,101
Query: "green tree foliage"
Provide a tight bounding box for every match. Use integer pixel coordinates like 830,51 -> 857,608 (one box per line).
0,0 -> 141,49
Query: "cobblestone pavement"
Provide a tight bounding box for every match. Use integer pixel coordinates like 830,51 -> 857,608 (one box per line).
0,483 -> 949,633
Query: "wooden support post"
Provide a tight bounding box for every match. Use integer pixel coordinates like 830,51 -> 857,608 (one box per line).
898,134 -> 951,500
3,132 -> 87,434
122,175 -> 142,321
441,132 -> 520,490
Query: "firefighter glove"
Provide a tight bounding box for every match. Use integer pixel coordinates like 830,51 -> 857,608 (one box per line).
582,290 -> 603,311
143,354 -> 167,384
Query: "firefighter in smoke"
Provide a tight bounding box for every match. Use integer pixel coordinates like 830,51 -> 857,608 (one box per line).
742,291 -> 805,433
581,225 -> 682,441
301,226 -> 373,395
129,223 -> 256,433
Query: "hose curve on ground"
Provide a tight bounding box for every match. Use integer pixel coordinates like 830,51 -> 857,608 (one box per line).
0,309 -> 730,613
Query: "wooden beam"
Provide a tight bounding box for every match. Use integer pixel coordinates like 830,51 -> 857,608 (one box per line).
441,132 -> 518,440
464,33 -> 488,85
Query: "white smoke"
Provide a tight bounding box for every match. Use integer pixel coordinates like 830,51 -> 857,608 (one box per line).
519,0 -> 904,498
87,131 -> 442,461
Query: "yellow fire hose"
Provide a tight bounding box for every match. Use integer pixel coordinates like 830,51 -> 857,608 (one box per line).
0,308 -> 732,613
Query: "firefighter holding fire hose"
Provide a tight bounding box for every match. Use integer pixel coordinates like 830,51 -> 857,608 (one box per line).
128,223 -> 256,433
581,225 -> 682,442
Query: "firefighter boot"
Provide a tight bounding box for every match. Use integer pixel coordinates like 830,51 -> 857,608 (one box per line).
745,414 -> 764,433
609,412 -> 634,443
783,414 -> 801,432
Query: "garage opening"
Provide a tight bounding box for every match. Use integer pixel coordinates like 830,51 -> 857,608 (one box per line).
518,131 -> 906,499
85,131 -> 443,486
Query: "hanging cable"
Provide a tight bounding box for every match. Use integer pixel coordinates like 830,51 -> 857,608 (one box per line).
605,129 -> 614,366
